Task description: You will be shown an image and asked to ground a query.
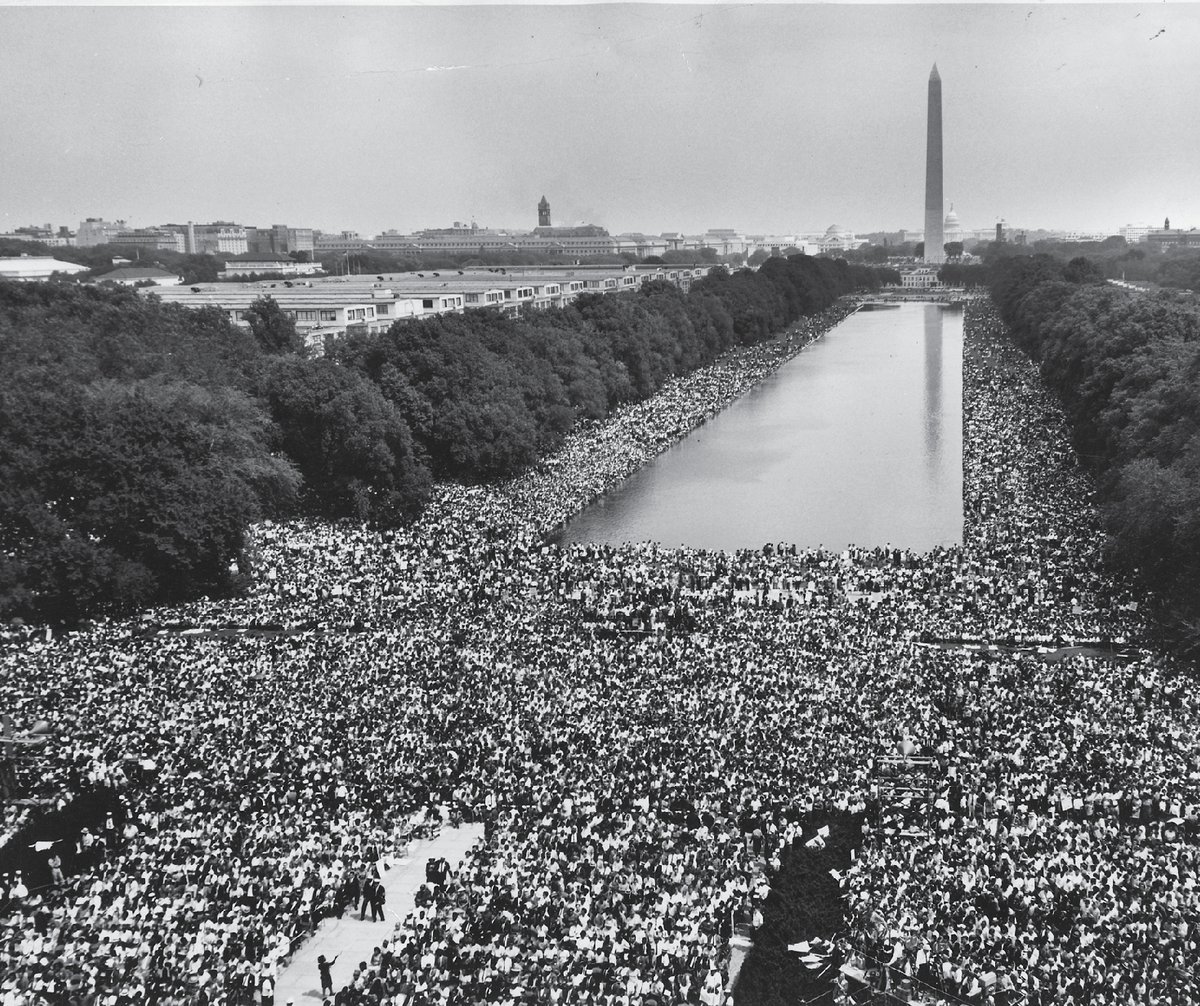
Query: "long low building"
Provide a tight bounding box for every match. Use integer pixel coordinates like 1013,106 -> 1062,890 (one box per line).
219,256 -> 326,279
145,264 -> 713,351
0,256 -> 91,281
321,227 -> 672,259
149,283 -> 466,353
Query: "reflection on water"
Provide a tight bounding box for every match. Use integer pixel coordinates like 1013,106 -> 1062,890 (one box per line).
924,303 -> 944,467
558,302 -> 963,552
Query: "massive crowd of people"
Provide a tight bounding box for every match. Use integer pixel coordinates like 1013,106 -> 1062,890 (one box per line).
0,299 -> 1196,1006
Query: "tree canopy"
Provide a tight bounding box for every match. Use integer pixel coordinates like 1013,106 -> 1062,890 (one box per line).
0,284 -> 417,624
0,379 -> 298,623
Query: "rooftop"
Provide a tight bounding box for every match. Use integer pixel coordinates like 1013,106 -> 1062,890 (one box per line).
98,266 -> 179,281
0,256 -> 90,278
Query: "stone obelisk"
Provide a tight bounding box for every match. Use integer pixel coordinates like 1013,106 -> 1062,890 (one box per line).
924,64 -> 944,264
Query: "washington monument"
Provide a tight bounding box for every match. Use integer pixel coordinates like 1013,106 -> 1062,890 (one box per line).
924,64 -> 944,265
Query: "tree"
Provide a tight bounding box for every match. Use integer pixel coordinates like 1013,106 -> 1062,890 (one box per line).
943,241 -> 964,259
0,282 -> 305,623
1156,252 -> 1200,292
259,357 -> 430,524
0,380 -> 298,624
0,279 -> 263,391
244,296 -> 305,355
1063,256 -> 1106,285
988,255 -> 1066,325
337,312 -> 542,478
938,263 -> 989,289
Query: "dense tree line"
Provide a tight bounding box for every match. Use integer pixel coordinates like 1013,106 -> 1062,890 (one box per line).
969,235 -> 1200,294
0,283 -> 420,624
0,254 -> 887,624
1153,252 -> 1200,292
937,263 -> 989,289
987,256 -> 1200,649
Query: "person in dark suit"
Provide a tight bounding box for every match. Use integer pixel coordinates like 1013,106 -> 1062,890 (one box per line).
359,877 -> 374,920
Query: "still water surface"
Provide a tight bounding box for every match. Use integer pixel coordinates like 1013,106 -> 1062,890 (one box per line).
556,302 -> 963,552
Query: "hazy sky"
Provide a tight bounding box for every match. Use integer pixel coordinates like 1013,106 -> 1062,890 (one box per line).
2,3 -> 1198,238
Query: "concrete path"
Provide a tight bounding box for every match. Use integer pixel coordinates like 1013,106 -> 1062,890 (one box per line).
727,933 -> 753,999
274,824 -> 484,1004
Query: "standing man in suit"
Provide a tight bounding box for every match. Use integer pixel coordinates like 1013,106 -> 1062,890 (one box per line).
370,879 -> 386,922
359,877 -> 374,920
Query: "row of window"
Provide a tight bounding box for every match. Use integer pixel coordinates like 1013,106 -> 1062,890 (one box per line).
227,272 -> 701,329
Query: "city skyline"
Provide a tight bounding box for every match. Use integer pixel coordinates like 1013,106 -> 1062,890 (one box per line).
6,209 -> 1110,254
2,4 -> 1199,238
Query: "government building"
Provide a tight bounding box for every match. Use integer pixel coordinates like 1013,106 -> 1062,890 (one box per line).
146,263 -> 714,354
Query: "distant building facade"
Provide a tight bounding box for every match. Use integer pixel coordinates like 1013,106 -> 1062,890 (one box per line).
77,218 -> 129,247
315,231 -> 370,253
0,224 -> 75,247
114,228 -> 186,254
247,224 -> 315,257
943,206 -> 964,247
1120,223 -> 1150,244
900,267 -> 945,289
700,229 -> 750,256
220,256 -> 325,278
817,225 -> 857,255
751,234 -> 814,256
1145,226 -> 1200,252
192,223 -> 249,256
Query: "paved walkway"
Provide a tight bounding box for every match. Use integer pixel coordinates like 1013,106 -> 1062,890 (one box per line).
274,824 -> 484,1004
727,934 -> 752,999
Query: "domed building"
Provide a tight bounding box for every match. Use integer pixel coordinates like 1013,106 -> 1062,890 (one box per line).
817,224 -> 857,255
943,205 -> 964,247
